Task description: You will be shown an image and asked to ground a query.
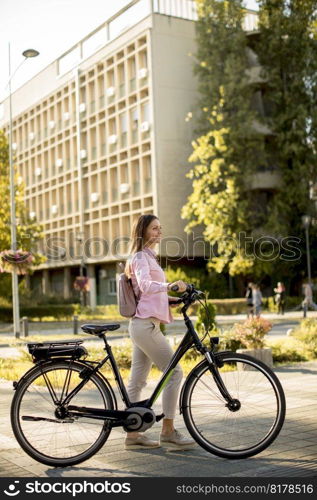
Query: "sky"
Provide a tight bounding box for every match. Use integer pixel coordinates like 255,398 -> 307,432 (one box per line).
0,0 -> 258,103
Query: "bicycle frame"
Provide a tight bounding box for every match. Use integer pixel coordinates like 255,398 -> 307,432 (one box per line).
58,308 -> 235,426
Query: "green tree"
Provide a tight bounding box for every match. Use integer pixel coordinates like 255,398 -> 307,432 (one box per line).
0,130 -> 45,300
182,0 -> 317,286
182,0 -> 265,277
254,0 -> 317,232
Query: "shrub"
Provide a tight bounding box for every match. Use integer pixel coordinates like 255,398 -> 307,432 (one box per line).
232,317 -> 272,349
219,317 -> 272,351
219,329 -> 244,352
195,302 -> 217,335
173,298 -> 249,317
0,304 -> 77,322
269,339 -> 307,363
0,303 -> 122,322
291,319 -> 317,358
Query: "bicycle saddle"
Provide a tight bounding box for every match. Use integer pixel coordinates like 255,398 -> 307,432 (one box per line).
81,323 -> 120,335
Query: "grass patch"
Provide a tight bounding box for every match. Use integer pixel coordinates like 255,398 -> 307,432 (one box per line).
0,341 -> 205,384
0,333 -> 128,346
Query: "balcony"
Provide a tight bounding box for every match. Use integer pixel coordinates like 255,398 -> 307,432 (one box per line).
144,178 -> 151,192
129,78 -> 136,93
133,181 -> 140,196
248,171 -> 282,191
119,83 -> 125,98
246,66 -> 268,85
252,120 -> 274,136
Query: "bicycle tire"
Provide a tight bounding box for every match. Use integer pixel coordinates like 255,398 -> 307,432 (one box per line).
181,352 -> 286,459
11,359 -> 115,467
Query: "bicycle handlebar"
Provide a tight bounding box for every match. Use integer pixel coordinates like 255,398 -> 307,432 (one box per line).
169,283 -> 205,306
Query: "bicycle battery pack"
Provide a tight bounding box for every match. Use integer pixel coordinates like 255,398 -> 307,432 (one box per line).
27,340 -> 88,362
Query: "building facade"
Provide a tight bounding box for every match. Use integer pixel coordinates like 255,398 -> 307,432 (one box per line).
0,0 -> 258,306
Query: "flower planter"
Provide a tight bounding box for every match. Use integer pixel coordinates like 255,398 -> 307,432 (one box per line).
236,348 -> 273,370
73,276 -> 90,293
0,249 -> 33,275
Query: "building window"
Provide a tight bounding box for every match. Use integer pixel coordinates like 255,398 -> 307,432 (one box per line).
109,278 -> 117,295
119,112 -> 128,148
131,107 -> 139,143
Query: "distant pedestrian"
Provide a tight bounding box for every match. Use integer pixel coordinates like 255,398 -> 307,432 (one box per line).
245,282 -> 254,318
252,284 -> 262,318
274,282 -> 286,315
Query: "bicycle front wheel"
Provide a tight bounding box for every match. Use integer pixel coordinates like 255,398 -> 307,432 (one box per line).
11,360 -> 114,467
182,353 -> 285,459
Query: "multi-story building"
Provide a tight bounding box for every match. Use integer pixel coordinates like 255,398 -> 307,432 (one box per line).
0,0 -> 258,306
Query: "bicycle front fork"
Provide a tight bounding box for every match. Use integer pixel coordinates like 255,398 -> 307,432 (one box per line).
204,350 -> 238,408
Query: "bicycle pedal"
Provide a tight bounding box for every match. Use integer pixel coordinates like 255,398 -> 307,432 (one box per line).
156,413 -> 165,422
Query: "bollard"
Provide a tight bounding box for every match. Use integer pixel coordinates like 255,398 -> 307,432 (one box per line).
73,315 -> 78,335
22,317 -> 29,337
303,303 -> 307,318
22,317 -> 28,337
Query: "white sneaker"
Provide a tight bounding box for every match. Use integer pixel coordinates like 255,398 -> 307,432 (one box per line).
125,434 -> 160,450
160,429 -> 196,450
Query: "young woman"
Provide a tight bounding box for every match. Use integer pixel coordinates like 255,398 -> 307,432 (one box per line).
124,214 -> 195,450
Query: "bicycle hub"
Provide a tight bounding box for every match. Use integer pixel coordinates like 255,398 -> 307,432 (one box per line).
123,407 -> 156,432
226,399 -> 241,412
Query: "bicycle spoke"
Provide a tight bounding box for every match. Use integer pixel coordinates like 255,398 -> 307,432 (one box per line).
12,362 -> 113,465
183,355 -> 285,457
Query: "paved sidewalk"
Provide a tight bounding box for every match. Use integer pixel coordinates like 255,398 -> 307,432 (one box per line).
0,362 -> 316,478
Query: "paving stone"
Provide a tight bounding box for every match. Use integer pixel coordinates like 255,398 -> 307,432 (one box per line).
1,361 -> 316,477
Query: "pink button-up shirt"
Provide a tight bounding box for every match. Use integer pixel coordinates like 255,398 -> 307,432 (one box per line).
129,247 -> 173,324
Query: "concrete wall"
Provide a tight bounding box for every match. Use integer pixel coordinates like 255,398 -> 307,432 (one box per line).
151,15 -> 205,259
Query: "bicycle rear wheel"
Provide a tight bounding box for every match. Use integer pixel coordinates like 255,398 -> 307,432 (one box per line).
182,353 -> 285,459
11,360 -> 114,467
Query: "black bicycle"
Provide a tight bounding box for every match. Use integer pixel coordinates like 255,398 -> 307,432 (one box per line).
11,284 -> 286,467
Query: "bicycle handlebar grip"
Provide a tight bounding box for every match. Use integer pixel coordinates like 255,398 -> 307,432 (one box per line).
171,284 -> 179,292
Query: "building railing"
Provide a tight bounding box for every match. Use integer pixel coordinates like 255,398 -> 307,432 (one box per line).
57,0 -> 258,77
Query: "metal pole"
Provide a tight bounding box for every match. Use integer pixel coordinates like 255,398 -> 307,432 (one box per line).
73,315 -> 78,335
75,67 -> 85,307
8,43 -> 20,339
22,316 -> 29,337
305,225 -> 312,285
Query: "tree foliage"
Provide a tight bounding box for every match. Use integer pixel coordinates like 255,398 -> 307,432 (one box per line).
0,130 -> 45,298
182,0 -> 317,281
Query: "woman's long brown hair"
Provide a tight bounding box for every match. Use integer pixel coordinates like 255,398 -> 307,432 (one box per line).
124,214 -> 158,277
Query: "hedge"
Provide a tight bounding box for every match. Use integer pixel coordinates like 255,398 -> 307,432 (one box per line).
0,305 -> 77,322
183,299 -> 247,316
0,304 -> 122,322
0,296 -> 305,322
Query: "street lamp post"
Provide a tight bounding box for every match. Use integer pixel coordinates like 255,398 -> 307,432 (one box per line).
302,215 -> 312,284
7,44 -> 39,338
75,232 -> 85,306
301,215 -> 312,318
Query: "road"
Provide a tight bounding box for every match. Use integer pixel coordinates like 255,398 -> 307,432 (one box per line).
0,316 -> 302,359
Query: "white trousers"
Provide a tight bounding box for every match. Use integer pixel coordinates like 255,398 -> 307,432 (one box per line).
127,316 -> 183,419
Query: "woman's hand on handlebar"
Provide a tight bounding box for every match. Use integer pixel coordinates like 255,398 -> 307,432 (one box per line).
168,280 -> 187,293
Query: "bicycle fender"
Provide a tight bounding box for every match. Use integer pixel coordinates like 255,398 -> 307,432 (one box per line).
13,359 -> 56,391
94,371 -> 118,410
